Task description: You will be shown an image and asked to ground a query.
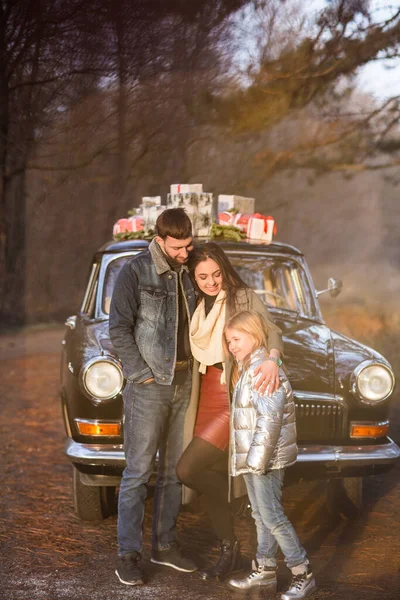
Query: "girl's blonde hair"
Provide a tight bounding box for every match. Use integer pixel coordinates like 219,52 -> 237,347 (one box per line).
223,310 -> 269,388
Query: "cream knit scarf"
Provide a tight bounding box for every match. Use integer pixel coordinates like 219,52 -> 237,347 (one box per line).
190,289 -> 227,384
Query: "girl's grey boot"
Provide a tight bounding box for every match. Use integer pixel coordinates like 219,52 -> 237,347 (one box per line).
228,560 -> 277,593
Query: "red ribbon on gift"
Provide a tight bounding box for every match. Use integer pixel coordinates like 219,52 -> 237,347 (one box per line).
252,213 -> 277,235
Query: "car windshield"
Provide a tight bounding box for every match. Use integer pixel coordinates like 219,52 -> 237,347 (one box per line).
101,252 -> 316,318
227,253 -> 315,318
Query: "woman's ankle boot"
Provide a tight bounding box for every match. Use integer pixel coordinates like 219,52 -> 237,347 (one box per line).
199,539 -> 241,581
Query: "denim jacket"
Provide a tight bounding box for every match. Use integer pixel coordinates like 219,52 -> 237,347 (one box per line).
109,239 -> 197,385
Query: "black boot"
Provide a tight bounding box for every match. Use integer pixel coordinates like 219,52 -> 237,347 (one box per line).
199,539 -> 241,581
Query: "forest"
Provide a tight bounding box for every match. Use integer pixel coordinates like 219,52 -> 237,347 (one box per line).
0,0 -> 399,324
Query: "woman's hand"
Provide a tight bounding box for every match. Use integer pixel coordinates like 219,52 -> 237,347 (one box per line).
253,360 -> 280,394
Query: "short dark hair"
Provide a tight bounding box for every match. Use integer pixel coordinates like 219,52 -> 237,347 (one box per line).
188,242 -> 248,313
156,208 -> 192,239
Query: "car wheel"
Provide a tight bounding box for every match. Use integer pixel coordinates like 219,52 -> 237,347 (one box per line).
72,467 -> 116,521
326,477 -> 363,519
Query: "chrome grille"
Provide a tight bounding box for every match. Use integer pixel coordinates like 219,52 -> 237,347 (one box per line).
294,393 -> 347,441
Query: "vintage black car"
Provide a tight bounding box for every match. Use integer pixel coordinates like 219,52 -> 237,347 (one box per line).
60,238 -> 400,521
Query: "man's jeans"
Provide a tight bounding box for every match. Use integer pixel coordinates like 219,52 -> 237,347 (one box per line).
243,469 -> 308,570
118,374 -> 191,556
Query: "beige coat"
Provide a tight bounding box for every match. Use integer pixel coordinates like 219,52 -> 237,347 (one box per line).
182,287 -> 284,504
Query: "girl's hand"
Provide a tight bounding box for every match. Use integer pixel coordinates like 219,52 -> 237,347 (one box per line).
254,469 -> 265,476
253,360 -> 280,394
246,464 -> 266,476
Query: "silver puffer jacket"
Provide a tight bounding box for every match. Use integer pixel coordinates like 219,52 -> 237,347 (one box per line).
230,347 -> 297,476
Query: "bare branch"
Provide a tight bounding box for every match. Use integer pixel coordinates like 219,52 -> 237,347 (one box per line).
9,68 -> 112,91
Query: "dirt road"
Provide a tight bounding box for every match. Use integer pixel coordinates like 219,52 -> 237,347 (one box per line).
1,326 -> 399,600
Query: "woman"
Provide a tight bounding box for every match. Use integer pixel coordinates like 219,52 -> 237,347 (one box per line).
176,242 -> 284,581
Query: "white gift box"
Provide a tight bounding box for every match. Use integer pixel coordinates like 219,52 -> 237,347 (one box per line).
141,204 -> 166,231
247,215 -> 276,242
218,194 -> 255,214
167,192 -> 215,236
142,196 -> 162,206
170,183 -> 203,195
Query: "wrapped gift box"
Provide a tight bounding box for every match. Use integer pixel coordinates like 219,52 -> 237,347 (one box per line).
247,214 -> 277,242
113,216 -> 144,235
129,216 -> 145,232
218,211 -> 235,226
218,211 -> 251,233
170,183 -> 203,195
113,219 -> 131,235
218,194 -> 255,214
167,192 -> 215,236
142,196 -> 162,206
141,204 -> 166,231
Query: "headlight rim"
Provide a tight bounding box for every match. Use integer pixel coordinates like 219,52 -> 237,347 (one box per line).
350,359 -> 395,405
80,355 -> 124,404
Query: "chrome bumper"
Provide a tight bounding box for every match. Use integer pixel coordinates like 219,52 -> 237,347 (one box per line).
296,439 -> 400,466
65,437 -> 400,468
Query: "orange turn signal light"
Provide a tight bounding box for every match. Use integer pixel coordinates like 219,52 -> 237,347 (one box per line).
350,422 -> 389,439
76,420 -> 120,437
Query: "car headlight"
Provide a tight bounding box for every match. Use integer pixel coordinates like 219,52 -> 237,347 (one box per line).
351,360 -> 395,404
81,357 -> 123,403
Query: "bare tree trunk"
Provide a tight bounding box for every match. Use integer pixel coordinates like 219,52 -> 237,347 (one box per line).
1,170 -> 26,324
0,4 -> 11,322
0,1 -> 43,324
114,3 -> 128,208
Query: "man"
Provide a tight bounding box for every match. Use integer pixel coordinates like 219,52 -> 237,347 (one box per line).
109,208 -> 197,586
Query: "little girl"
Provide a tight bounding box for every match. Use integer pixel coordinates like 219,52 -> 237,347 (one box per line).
224,310 -> 317,600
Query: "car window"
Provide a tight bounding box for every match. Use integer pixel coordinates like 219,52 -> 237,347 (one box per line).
228,255 -> 315,318
102,256 -> 130,315
81,263 -> 100,316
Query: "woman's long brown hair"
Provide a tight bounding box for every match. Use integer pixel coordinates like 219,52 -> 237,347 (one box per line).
188,242 -> 248,314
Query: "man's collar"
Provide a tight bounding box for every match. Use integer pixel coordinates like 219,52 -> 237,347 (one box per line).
149,238 -> 189,275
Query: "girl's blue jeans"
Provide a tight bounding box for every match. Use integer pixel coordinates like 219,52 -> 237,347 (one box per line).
243,468 -> 308,570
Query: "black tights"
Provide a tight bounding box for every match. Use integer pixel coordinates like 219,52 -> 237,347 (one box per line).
176,436 -> 235,543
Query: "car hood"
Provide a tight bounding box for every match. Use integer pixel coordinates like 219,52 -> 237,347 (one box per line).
329,329 -> 392,394
275,314 -> 389,396
77,316 -> 391,398
79,319 -> 118,365
276,315 -> 335,394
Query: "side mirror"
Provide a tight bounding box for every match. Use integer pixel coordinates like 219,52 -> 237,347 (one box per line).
316,277 -> 343,298
65,315 -> 77,330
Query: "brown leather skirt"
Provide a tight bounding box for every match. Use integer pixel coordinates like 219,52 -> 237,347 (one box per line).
194,365 -> 230,450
